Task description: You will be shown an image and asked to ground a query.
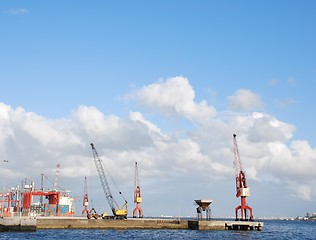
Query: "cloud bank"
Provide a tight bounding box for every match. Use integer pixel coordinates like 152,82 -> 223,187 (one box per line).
0,76 -> 315,216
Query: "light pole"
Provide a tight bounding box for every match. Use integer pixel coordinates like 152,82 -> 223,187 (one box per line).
1,160 -> 9,216
3,160 -> 9,190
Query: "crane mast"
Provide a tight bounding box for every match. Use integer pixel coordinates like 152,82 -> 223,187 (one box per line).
233,134 -> 253,221
133,162 -> 144,218
90,143 -> 127,219
53,163 -> 60,191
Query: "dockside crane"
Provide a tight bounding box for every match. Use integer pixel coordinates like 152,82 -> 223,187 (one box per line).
233,134 -> 253,221
132,162 -> 144,218
82,177 -> 89,214
90,143 -> 128,219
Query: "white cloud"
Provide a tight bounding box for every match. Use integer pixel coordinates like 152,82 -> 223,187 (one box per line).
125,76 -> 217,123
227,89 -> 265,111
243,112 -> 295,142
4,8 -> 29,15
267,79 -> 279,87
288,77 -> 297,86
291,185 -> 312,201
273,98 -> 297,108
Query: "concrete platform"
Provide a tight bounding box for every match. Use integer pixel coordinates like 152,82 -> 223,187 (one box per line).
37,217 -> 188,229
0,217 -> 37,232
188,220 -> 226,230
225,221 -> 263,231
36,217 -> 263,231
188,220 -> 263,231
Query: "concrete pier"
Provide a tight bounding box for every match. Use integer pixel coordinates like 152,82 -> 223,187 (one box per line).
36,217 -> 263,231
0,217 -> 37,232
37,217 -> 188,229
225,221 -> 263,231
188,220 -> 263,231
188,220 -> 226,230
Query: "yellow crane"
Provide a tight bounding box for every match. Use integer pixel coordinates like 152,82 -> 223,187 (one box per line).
90,143 -> 128,219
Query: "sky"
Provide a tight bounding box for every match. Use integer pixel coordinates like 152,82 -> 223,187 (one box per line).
0,1 -> 316,219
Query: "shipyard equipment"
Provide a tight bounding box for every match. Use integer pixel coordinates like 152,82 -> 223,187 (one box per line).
233,134 -> 253,221
82,177 -> 89,214
195,199 -> 212,220
132,162 -> 143,218
87,207 -> 99,219
90,143 -> 128,219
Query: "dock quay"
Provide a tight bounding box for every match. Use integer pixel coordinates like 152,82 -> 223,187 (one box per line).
0,216 -> 263,231
0,216 -> 37,232
188,219 -> 263,231
37,217 -> 188,230
225,221 -> 263,231
36,217 -> 263,231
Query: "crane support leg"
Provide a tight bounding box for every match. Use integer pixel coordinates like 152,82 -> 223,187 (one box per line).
133,203 -> 143,218
235,197 -> 253,221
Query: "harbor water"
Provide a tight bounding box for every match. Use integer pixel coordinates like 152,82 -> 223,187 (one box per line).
0,220 -> 315,239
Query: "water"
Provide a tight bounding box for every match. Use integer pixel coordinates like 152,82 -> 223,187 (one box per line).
0,220 -> 315,240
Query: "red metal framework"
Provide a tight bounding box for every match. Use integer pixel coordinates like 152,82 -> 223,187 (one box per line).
132,162 -> 143,218
22,191 -> 60,213
82,177 -> 89,214
0,193 -> 20,217
233,134 -> 253,221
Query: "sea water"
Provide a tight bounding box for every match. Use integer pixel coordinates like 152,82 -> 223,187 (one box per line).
0,220 -> 315,240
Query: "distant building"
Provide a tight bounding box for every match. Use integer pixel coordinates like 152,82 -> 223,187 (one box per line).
306,212 -> 316,219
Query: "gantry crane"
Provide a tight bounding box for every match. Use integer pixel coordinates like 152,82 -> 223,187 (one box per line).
233,134 -> 253,221
82,177 -> 89,214
90,143 -> 128,219
132,162 -> 144,218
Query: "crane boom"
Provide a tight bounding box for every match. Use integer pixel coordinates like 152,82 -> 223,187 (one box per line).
90,143 -> 117,215
54,163 -> 60,191
90,143 -> 127,219
233,134 -> 248,196
233,134 -> 243,178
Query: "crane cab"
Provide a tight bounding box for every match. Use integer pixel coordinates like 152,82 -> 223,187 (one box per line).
239,187 -> 251,197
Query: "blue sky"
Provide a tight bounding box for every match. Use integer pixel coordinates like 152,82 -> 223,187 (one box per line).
1,1 -> 316,218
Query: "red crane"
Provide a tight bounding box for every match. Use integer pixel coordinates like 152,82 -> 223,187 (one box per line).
233,134 -> 253,221
132,162 -> 143,218
82,177 -> 89,214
